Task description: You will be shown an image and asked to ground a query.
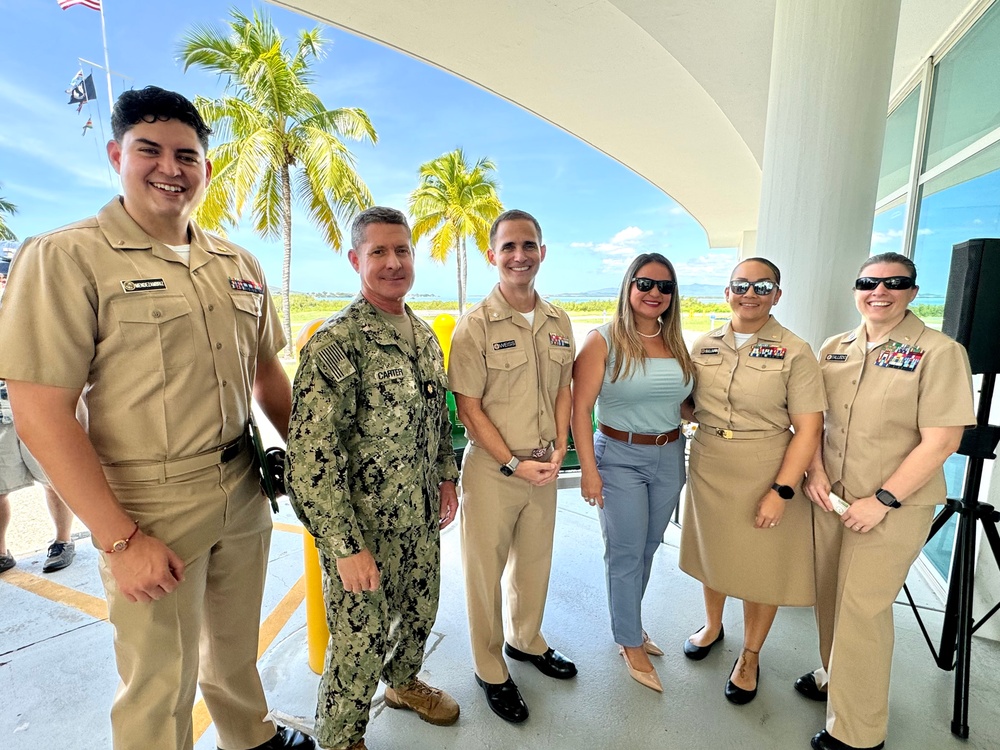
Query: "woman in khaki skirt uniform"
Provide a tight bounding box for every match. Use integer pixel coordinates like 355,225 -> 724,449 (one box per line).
679,258 -> 825,704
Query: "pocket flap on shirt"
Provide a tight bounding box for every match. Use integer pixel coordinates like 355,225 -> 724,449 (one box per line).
111,294 -> 192,324
486,349 -> 529,370
230,291 -> 262,317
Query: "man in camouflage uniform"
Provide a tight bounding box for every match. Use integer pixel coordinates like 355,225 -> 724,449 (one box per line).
286,206 -> 461,750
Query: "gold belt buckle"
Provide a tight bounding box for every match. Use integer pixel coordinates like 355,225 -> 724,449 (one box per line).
715,428 -> 734,440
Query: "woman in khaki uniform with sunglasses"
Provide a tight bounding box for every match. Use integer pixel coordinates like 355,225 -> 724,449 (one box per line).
679,257 -> 826,705
798,252 -> 974,750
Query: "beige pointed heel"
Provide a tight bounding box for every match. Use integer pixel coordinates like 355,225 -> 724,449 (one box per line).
642,630 -> 665,656
620,646 -> 663,692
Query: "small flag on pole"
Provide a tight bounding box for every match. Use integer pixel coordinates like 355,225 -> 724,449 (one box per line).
82,117 -> 93,136
68,74 -> 97,113
57,0 -> 102,11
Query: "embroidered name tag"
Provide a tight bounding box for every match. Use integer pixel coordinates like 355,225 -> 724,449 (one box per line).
492,340 -> 517,351
549,333 -> 571,348
749,344 -> 787,359
377,367 -> 405,381
700,347 -> 721,355
121,278 -> 166,293
230,277 -> 264,294
875,343 -> 924,371
826,353 -> 849,362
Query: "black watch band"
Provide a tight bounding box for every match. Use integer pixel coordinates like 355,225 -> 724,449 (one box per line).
771,482 -> 795,500
876,488 -> 901,508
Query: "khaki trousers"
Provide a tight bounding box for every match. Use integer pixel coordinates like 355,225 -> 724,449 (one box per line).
812,484 -> 935,748
459,445 -> 558,684
99,451 -> 274,750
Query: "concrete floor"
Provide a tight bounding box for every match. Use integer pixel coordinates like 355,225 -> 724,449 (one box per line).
3,485 -> 1000,750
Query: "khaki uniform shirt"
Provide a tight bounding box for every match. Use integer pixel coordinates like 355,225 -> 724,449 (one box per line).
286,295 -> 460,559
819,310 -> 975,505
0,198 -> 284,464
448,284 -> 574,452
690,316 -> 827,432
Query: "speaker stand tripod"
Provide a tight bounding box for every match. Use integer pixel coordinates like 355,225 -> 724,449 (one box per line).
902,371 -> 1000,739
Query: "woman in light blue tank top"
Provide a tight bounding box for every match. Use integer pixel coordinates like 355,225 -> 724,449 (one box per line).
571,253 -> 694,692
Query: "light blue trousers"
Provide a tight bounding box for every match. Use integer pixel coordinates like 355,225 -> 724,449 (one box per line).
595,430 -> 685,647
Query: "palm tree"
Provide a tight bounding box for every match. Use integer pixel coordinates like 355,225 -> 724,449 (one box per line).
409,149 -> 503,313
180,8 -> 377,356
0,188 -> 17,242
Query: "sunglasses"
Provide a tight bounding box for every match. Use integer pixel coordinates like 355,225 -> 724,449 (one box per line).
853,276 -> 915,291
729,279 -> 777,295
632,277 -> 676,294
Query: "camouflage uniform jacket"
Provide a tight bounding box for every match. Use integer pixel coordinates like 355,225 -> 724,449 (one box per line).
286,294 -> 460,559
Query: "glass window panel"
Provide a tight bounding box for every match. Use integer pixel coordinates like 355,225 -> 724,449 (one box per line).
925,3 -> 1000,171
923,455 -> 968,579
877,88 -> 919,202
870,196 -> 907,254
911,141 -> 1000,327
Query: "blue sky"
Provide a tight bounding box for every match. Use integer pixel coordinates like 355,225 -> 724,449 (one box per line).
0,0 -> 739,299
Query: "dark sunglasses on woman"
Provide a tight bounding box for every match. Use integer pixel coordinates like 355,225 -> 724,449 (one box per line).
853,276 -> 915,291
729,279 -> 777,295
632,277 -> 676,294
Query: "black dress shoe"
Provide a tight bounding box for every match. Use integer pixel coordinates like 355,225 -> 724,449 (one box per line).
724,658 -> 758,705
504,643 -> 578,679
811,729 -> 884,750
795,671 -> 829,702
682,624 -> 725,660
475,674 -> 529,723
243,724 -> 316,750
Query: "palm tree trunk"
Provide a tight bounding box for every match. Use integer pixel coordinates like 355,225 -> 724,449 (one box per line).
280,164 -> 293,359
460,234 -> 468,314
454,230 -> 464,314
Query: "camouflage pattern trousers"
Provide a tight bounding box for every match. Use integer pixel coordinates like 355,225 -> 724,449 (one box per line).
316,520 -> 441,749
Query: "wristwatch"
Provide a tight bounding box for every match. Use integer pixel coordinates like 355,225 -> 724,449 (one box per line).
771,482 -> 795,500
500,456 -> 520,477
876,488 -> 902,508
105,521 -> 140,553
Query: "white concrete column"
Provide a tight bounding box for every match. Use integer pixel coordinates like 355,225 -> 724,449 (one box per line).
755,0 -> 902,349
738,230 -> 758,258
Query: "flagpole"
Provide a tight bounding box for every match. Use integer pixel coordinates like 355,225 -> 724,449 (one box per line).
98,1 -> 113,114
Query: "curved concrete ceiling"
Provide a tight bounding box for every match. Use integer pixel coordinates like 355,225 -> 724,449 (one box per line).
270,0 -> 982,248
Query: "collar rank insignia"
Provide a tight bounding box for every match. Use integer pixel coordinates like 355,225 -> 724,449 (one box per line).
874,342 -> 924,371
229,277 -> 264,294
749,344 -> 787,359
121,278 -> 166,293
700,347 -> 720,355
424,381 -> 437,398
826,353 -> 849,362
549,333 -> 571,347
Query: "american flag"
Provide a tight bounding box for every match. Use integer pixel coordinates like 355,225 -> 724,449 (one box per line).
57,0 -> 102,11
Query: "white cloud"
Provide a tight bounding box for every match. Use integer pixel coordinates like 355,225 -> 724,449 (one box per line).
916,228 -> 933,236
871,228 -> 904,245
570,241 -> 593,248
668,205 -> 686,215
610,226 -> 646,244
579,225 -> 656,273
672,251 -> 739,286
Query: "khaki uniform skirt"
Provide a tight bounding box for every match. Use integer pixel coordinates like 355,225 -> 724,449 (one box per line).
679,427 -> 815,606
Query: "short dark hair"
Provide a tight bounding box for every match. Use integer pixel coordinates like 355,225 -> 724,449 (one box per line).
733,256 -> 781,285
859,252 -> 917,284
351,206 -> 411,249
489,209 -> 542,247
111,86 -> 212,152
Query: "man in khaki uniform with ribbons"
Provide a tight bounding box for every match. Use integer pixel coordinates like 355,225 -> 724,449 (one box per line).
0,87 -> 311,750
449,209 -> 577,724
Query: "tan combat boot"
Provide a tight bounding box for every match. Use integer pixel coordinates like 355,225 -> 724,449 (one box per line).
383,678 -> 460,726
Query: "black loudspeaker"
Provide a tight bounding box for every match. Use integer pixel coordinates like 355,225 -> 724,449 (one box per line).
942,238 -> 1000,374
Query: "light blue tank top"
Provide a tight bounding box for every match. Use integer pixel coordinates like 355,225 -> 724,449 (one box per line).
593,323 -> 693,434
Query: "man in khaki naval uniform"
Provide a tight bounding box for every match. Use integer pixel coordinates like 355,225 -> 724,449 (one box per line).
449,209 -> 577,724
0,88 -> 311,750
801,309 -> 974,750
286,207 -> 461,750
